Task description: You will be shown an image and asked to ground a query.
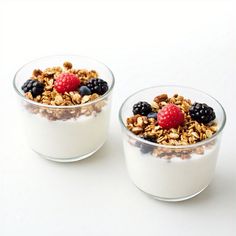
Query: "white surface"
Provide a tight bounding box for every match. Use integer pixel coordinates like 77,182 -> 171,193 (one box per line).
0,0 -> 235,235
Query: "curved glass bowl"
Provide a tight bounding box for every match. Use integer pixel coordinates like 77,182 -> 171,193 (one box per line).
13,55 -> 115,162
119,86 -> 226,201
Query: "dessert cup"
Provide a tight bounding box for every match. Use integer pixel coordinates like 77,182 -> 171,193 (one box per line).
119,86 -> 226,201
13,55 -> 115,162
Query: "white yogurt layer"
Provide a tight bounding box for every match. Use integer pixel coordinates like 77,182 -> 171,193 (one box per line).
22,106 -> 110,159
124,140 -> 220,199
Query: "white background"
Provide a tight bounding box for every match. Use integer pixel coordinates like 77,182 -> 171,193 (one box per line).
0,0 -> 235,235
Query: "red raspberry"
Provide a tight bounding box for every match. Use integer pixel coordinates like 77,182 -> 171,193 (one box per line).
157,104 -> 184,129
54,73 -> 80,93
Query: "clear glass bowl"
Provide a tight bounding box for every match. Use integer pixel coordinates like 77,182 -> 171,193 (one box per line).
119,86 -> 226,201
13,55 -> 115,162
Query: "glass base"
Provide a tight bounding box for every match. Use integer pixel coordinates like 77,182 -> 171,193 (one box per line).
32,142 -> 105,163
136,184 -> 209,202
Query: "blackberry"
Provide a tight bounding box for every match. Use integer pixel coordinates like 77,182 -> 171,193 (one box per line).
140,136 -> 156,154
21,79 -> 44,97
86,78 -> 108,95
133,101 -> 152,116
189,102 -> 216,124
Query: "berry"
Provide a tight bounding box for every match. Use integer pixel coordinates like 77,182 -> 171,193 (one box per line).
189,102 -> 215,124
140,136 -> 156,154
147,112 -> 158,119
157,104 -> 184,129
21,79 -> 44,97
79,86 -> 91,96
86,78 -> 108,95
133,101 -> 152,116
54,73 -> 80,93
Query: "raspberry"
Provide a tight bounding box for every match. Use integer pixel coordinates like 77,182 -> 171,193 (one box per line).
157,104 -> 184,129
54,73 -> 80,93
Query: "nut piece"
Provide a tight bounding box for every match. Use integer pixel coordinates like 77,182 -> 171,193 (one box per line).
132,127 -> 143,134
63,61 -> 73,70
191,132 -> 199,139
69,92 -> 81,104
206,130 -> 213,138
154,94 -> 168,103
169,133 -> 179,139
55,95 -> 63,105
81,95 -> 91,104
137,117 -> 144,127
33,69 -> 42,77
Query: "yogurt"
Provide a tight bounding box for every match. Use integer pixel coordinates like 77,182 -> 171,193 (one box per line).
123,140 -> 220,200
22,105 -> 110,161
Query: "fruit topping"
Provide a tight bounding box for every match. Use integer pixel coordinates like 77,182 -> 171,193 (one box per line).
78,86 -> 92,96
21,79 -> 44,97
86,78 -> 108,95
157,104 -> 184,129
54,73 -> 80,93
189,102 -> 216,124
133,101 -> 152,116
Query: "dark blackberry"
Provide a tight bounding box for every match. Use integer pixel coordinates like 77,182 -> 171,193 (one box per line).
189,102 -> 216,124
133,101 -> 152,116
86,78 -> 108,95
21,79 -> 44,97
147,112 -> 158,119
140,136 -> 156,154
78,86 -> 91,96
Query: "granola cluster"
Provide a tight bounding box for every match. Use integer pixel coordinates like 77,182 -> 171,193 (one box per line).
126,94 -> 218,159
22,62 -> 108,120
25,62 -> 99,106
127,94 -> 217,145
25,95 -> 106,121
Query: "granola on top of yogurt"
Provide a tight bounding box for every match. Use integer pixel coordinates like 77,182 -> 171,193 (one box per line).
22,61 -> 108,105
21,61 -> 109,120
126,93 -> 218,158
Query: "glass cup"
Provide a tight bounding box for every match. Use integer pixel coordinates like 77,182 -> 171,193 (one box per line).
119,86 -> 226,201
13,55 -> 115,162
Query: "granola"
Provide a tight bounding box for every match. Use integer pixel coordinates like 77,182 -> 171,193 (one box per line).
21,61 -> 109,120
126,94 -> 218,159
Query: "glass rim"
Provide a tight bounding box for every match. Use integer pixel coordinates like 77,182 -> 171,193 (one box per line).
13,54 -> 115,109
119,85 -> 226,149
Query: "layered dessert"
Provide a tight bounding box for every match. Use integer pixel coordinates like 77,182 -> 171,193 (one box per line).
121,91 -> 223,200
18,59 -> 113,162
